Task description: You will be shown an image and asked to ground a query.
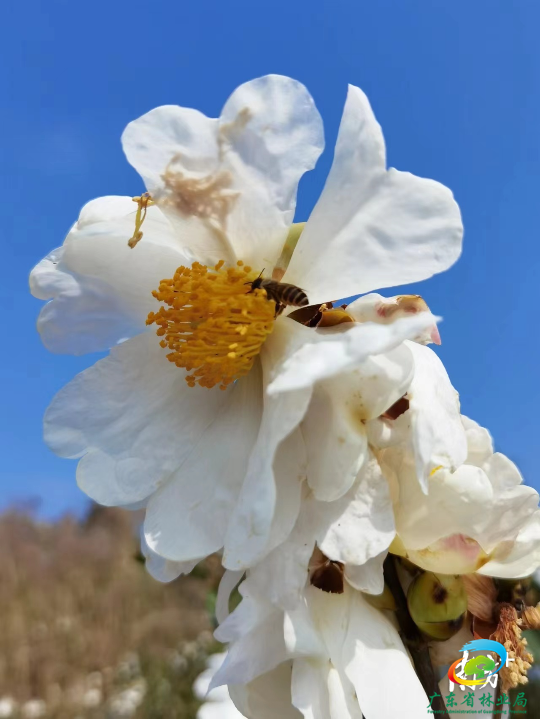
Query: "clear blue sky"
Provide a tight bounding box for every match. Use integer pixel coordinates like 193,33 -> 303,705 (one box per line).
2,1 -> 539,518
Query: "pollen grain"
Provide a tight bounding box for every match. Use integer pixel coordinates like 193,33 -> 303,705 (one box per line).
147,260 -> 275,390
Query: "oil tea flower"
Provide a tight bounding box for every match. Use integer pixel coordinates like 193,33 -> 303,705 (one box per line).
31,75 -> 462,574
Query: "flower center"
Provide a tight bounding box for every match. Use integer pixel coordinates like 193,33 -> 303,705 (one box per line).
147,260 -> 275,390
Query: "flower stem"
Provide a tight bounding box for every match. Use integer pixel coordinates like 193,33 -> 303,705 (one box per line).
383,555 -> 450,719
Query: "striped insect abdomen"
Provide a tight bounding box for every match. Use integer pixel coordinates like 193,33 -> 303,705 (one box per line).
261,280 -> 309,307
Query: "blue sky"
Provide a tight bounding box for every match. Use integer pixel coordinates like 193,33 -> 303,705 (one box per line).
1,0 -> 539,517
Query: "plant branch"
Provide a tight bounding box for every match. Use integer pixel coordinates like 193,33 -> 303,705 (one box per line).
383,555 -> 450,719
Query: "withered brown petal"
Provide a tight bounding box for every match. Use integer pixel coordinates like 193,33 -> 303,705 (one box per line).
310,561 -> 345,594
288,303 -> 324,327
382,396 -> 410,420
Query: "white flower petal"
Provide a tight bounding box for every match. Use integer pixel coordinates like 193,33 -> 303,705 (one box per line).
482,451 -> 523,492
284,601 -> 328,659
122,105 -> 235,263
223,322 -> 313,570
248,457 -> 394,607
317,457 -> 395,569
30,246 -> 75,301
285,85 -> 462,302
344,551 -> 387,595
346,292 -> 441,347
215,582 -> 267,644
194,654 -> 229,700
392,446 -> 539,573
480,511 -> 540,578
303,345 -> 414,501
122,106 -> 219,195
307,587 -> 427,719
343,594 -> 429,719
478,453 -> 539,550
327,666 -> 363,719
366,411 -> 411,449
402,537 -> 487,575
216,570 -> 245,626
292,657 -> 362,719
31,246 -> 141,355
291,659 -> 331,719
212,598 -> 288,689
45,332 -> 229,505
141,533 -> 199,583
265,428 -> 307,554
31,197 -> 187,355
195,655 -> 245,719
302,382 -> 368,502
462,415 -> 494,467
62,198 -> 188,291
395,461 -> 493,551
268,313 -> 437,394
144,361 -> 263,561
406,342 -> 467,491
198,701 -> 243,719
228,663 -> 300,719
248,490 -> 315,610
219,74 -> 324,268
222,388 -> 311,570
123,76 -> 323,269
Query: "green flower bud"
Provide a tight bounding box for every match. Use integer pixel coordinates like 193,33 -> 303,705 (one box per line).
407,571 -> 468,641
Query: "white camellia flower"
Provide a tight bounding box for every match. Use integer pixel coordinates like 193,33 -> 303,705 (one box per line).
137,298 -> 468,592
211,577 -> 429,719
31,75 -> 462,573
385,415 -> 540,576
210,418 -> 540,719
229,322 -> 469,606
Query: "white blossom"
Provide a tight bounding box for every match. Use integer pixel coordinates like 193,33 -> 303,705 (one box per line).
31,75 -> 461,573
30,73 -> 540,719
212,580 -> 428,718
386,415 -> 540,576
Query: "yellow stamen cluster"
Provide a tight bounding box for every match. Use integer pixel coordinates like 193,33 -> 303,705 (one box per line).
521,603 -> 540,630
492,604 -> 533,692
147,260 -> 275,390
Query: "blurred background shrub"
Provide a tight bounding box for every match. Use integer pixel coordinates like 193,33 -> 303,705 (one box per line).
0,505 -> 222,719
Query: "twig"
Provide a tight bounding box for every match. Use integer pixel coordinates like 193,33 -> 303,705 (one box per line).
383,555 -> 450,719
